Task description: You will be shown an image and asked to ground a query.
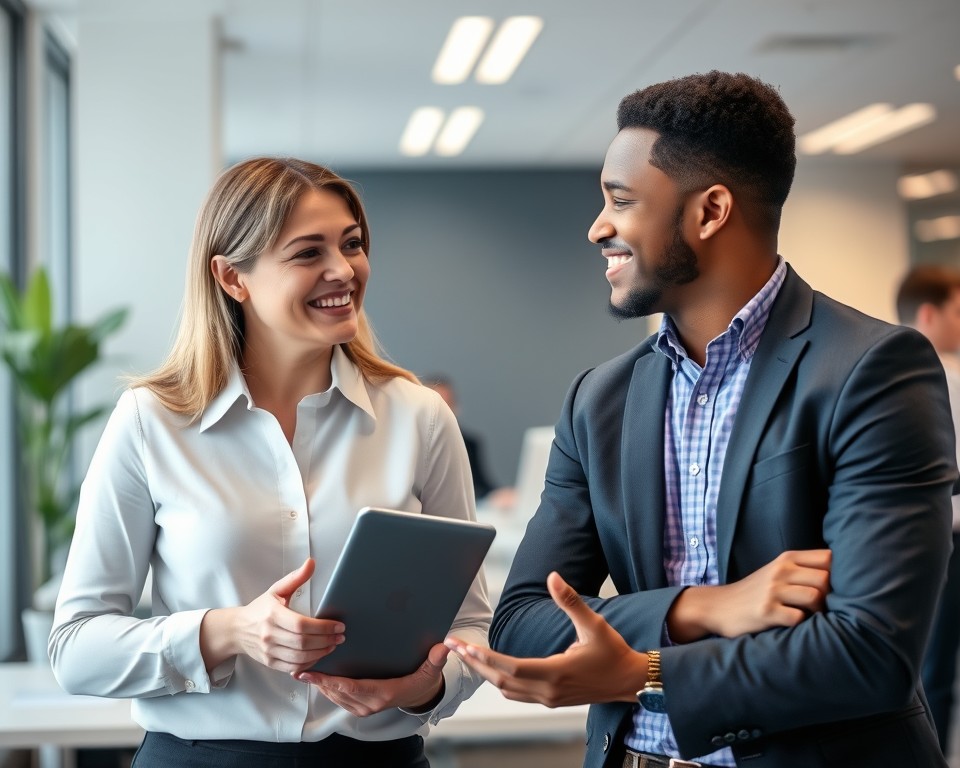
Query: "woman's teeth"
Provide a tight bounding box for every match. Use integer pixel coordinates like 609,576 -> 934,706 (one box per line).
314,292 -> 352,308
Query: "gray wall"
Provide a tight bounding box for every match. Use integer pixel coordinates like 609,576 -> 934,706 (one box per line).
342,169 -> 646,486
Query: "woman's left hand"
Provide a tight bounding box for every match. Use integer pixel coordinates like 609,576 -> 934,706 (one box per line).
295,642 -> 449,717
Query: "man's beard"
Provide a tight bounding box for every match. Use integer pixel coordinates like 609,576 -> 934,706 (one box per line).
608,208 -> 699,320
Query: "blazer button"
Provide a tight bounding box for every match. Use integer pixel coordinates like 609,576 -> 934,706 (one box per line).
724,732 -> 737,744
711,736 -> 725,748
602,733 -> 610,752
737,729 -> 751,741
752,728 -> 763,739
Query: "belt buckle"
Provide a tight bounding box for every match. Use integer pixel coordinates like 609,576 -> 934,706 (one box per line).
668,760 -> 702,768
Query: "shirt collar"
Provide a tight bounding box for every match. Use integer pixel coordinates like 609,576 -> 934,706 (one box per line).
199,345 -> 376,432
655,256 -> 787,366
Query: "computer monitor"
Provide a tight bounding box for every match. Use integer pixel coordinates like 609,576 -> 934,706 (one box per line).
513,426 -> 556,520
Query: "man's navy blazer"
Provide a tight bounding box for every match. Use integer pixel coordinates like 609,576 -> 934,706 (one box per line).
491,265 -> 957,767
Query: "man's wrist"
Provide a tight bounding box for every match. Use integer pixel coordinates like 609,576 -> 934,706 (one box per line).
666,585 -> 714,643
616,650 -> 650,703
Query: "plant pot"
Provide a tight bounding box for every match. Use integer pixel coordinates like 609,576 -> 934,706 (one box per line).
21,607 -> 54,664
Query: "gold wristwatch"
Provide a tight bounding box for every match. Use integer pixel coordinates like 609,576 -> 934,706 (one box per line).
637,649 -> 666,713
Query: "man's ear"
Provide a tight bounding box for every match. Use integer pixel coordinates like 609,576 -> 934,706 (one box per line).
211,255 -> 247,302
916,302 -> 938,329
692,184 -> 733,241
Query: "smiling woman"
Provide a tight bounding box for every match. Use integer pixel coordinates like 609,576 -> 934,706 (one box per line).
47,157 -> 492,768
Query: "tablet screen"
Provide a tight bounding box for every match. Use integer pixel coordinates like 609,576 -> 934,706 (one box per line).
310,507 -> 495,679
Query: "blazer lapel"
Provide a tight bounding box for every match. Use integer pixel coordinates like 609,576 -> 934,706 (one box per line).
715,266 -> 813,581
621,343 -> 671,590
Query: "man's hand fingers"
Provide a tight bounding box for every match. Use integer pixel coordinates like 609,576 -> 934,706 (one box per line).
782,548 -> 832,570
546,571 -> 599,644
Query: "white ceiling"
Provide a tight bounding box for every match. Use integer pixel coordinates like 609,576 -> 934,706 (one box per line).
216,0 -> 960,171
37,0 -> 960,171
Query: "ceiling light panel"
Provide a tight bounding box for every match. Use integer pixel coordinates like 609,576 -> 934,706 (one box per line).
798,104 -> 893,155
432,17 -> 494,85
475,16 -> 543,85
915,215 -> 960,243
434,107 -> 485,156
399,107 -> 445,156
832,103 -> 936,154
897,170 -> 959,200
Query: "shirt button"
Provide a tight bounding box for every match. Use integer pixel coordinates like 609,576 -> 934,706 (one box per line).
289,510 -> 298,519
697,393 -> 709,406
689,463 -> 701,476
289,691 -> 299,701
689,536 -> 700,548
295,588 -> 303,597
184,680 -> 195,691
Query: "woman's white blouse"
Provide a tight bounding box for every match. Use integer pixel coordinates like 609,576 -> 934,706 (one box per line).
49,346 -> 492,742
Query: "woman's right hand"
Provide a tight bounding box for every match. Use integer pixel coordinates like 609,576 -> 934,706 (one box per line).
200,557 -> 345,673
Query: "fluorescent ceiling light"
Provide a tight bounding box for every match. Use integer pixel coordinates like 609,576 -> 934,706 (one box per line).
399,107 -> 445,157
915,215 -> 960,243
475,16 -> 543,85
897,170 -> 959,200
434,107 -> 485,156
798,104 -> 893,155
798,103 -> 937,155
432,17 -> 494,85
833,103 -> 936,154
955,64 -> 960,80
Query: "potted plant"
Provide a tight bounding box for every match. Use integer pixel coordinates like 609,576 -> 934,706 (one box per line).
0,266 -> 127,659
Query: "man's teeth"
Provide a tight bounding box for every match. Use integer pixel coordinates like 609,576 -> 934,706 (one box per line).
606,255 -> 632,268
316,292 -> 352,308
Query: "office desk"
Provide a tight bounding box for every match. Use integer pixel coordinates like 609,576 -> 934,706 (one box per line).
0,662 -> 587,764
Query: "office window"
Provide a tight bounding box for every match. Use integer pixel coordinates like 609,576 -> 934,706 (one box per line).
42,31 -> 70,322
0,0 -> 25,662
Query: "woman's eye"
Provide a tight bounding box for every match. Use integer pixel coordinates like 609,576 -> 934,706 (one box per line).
344,238 -> 366,252
293,248 -> 320,260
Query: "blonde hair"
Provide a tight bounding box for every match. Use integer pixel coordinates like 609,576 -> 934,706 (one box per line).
130,157 -> 416,417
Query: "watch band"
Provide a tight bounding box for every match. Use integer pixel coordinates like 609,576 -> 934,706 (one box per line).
646,649 -> 661,686
636,649 -> 666,712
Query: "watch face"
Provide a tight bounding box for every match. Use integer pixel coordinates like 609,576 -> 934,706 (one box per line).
638,687 -> 667,713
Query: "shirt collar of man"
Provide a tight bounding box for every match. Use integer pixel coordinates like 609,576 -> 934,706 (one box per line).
199,344 -> 376,432
655,255 -> 787,367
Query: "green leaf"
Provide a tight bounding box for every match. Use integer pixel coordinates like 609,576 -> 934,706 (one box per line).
64,406 -> 108,442
88,307 -> 128,344
22,268 -> 52,335
0,272 -> 24,330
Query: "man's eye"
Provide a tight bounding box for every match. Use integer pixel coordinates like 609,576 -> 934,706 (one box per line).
612,198 -> 630,208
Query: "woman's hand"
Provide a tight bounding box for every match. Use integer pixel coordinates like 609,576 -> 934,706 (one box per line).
200,558 -> 346,673
294,642 -> 449,717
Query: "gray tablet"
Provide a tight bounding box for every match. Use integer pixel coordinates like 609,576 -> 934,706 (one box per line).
310,506 -> 496,679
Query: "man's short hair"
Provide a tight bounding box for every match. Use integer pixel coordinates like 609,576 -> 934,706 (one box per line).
896,265 -> 960,324
616,71 -> 796,230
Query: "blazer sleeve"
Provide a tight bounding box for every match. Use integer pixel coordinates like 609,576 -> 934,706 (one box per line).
663,327 -> 955,757
490,368 -> 683,659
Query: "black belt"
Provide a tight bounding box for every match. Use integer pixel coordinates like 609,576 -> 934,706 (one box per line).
623,750 -> 723,768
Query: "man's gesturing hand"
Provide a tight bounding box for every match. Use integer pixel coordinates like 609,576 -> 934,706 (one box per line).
446,572 -> 647,707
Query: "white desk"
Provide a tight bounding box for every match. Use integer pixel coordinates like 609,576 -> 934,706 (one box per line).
0,663 -> 587,758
